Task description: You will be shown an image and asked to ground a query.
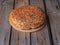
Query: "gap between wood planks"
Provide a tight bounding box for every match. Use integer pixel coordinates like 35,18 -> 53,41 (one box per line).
9,0 -> 15,45
43,0 -> 54,45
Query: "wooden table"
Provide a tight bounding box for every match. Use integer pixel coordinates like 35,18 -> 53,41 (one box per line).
0,0 -> 60,45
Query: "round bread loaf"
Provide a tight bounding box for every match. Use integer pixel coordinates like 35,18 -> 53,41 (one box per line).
9,5 -> 45,32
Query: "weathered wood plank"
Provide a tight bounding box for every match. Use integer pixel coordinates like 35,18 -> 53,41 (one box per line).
46,0 -> 60,45
0,0 -> 14,45
15,0 -> 29,8
10,0 -> 30,45
10,29 -> 19,45
30,0 -> 50,45
45,0 -> 60,45
18,32 -> 26,45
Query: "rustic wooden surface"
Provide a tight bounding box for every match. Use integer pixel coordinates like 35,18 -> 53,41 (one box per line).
0,0 -> 14,45
0,0 -> 60,45
46,0 -> 60,45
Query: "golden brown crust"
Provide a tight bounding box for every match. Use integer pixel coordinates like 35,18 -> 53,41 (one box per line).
9,17 -> 45,32
9,5 -> 45,31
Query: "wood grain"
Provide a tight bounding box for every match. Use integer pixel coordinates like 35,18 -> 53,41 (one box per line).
45,0 -> 60,45
10,29 -> 19,45
30,0 -> 50,45
0,0 -> 14,45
